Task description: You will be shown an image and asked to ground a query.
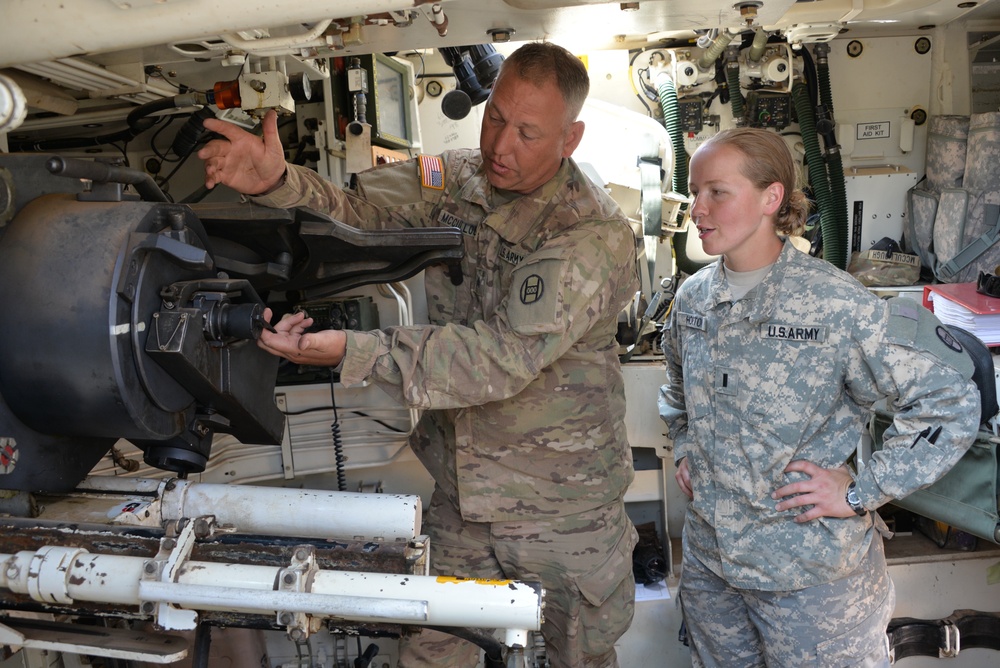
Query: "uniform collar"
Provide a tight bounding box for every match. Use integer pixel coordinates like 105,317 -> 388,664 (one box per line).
706,238 -> 799,324
462,157 -> 575,245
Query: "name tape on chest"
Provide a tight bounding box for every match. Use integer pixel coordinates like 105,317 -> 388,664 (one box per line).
761,324 -> 828,342
438,209 -> 476,236
679,311 -> 705,331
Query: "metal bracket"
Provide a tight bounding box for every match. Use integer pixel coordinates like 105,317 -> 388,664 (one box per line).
275,393 -> 296,480
0,618 -> 188,664
887,610 -> 1000,661
276,544 -> 319,640
940,621 -> 961,658
139,517 -> 201,630
405,535 -> 430,576
26,545 -> 87,605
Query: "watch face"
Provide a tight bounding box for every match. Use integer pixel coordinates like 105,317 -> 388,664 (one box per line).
847,483 -> 865,514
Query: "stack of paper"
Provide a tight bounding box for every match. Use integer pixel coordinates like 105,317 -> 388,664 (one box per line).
923,283 -> 1000,345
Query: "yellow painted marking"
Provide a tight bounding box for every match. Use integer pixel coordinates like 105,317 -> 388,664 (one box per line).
436,576 -> 513,586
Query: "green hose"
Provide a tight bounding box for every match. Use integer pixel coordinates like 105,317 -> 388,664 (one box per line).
657,77 -> 688,202
657,75 -> 708,275
727,64 -> 745,122
792,82 -> 845,269
815,60 -> 850,270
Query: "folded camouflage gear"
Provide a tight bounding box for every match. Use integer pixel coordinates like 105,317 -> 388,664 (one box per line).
847,237 -> 921,286
906,112 -> 1000,283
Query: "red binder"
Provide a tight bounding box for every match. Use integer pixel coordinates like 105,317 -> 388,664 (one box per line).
922,282 -> 1000,315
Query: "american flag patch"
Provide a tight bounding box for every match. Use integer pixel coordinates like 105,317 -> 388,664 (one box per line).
419,155 -> 445,190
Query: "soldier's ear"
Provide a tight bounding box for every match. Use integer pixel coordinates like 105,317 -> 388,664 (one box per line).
763,182 -> 784,215
563,121 -> 584,158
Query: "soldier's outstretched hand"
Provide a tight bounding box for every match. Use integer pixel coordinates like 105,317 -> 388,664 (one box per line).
199,109 -> 286,194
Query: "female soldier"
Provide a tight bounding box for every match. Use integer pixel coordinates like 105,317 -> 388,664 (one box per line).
658,127 -> 980,667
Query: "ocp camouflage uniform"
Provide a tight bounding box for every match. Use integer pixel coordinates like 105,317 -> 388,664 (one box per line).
255,150 -> 641,668
658,239 -> 980,666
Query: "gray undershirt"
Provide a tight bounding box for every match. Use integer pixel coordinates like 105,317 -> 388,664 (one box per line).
723,262 -> 774,301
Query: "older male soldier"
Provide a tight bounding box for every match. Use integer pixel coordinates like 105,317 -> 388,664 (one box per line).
199,42 -> 640,668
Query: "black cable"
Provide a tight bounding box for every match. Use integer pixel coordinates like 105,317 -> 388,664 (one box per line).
280,405 -> 406,433
152,150 -> 196,203
191,623 -> 212,668
110,141 -> 131,167
150,115 -> 181,162
354,641 -> 380,668
11,95 -> 180,152
330,376 -> 347,492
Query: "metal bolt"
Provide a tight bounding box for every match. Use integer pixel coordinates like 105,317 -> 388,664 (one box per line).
294,548 -> 309,561
487,28 -> 514,43
289,628 -> 304,641
278,612 -> 293,625
141,601 -> 155,614
162,538 -> 176,550
144,561 -> 157,574
283,572 -> 296,585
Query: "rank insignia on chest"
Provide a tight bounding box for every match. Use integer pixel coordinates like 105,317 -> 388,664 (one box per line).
679,311 -> 705,331
419,155 -> 444,190
761,324 -> 828,342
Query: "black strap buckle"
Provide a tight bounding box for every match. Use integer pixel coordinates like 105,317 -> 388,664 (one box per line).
976,270 -> 1000,298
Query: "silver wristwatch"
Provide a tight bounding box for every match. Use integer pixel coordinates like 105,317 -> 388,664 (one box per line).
846,481 -> 867,516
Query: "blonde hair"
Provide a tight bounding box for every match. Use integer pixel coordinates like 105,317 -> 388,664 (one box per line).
698,128 -> 810,236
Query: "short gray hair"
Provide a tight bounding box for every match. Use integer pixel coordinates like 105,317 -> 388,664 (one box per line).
499,42 -> 590,123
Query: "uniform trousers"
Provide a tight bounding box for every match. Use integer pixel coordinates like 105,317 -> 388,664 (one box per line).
398,487 -> 637,668
679,529 -> 894,668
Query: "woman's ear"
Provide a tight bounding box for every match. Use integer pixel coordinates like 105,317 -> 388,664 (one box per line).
763,182 -> 784,216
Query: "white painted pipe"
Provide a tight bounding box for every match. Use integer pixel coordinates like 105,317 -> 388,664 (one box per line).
0,550 -> 542,632
139,580 -> 428,622
0,1 -> 450,69
2,551 -> 145,604
0,73 -> 27,134
80,476 -> 162,494
157,479 -> 421,541
178,564 -> 543,630
221,20 -> 333,55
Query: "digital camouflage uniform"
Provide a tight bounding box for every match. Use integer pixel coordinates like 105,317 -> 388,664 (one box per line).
255,150 -> 641,668
658,240 -> 980,666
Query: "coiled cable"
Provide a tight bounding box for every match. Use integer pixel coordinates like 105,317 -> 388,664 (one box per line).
329,376 -> 347,492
